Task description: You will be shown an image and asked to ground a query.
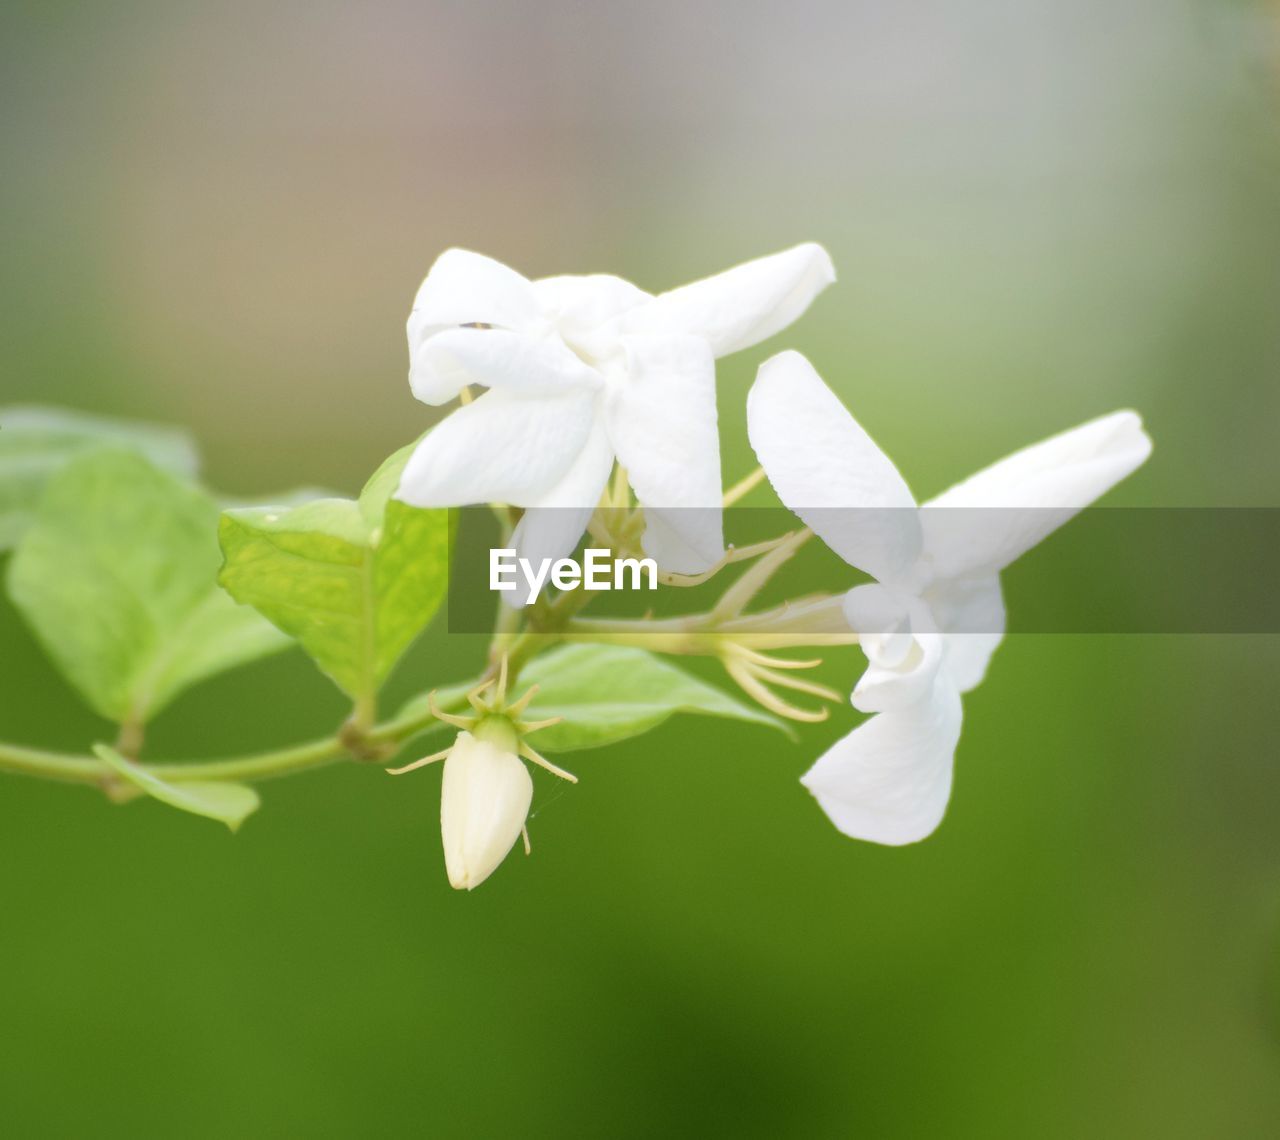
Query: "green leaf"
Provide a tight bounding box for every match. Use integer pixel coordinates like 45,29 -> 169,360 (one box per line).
93,743 -> 260,831
519,645 -> 788,751
396,645 -> 788,753
218,485 -> 342,512
6,450 -> 292,723
217,442 -> 450,701
0,405 -> 198,551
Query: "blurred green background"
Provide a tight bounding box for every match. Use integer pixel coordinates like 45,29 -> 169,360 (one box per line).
2,1 -> 1278,1135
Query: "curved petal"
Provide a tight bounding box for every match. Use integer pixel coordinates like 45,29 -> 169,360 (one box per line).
409,248 -> 539,334
506,419 -> 616,607
407,250 -> 546,404
395,387 -> 596,508
748,351 -> 922,584
623,243 -> 835,357
926,574 -> 1006,694
842,583 -> 914,667
532,273 -> 651,344
921,411 -> 1152,579
801,676 -> 962,846
410,326 -> 602,406
440,732 -> 533,891
843,587 -> 944,713
605,335 -> 725,574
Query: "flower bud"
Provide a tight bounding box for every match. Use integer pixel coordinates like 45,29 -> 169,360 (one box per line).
440,728 -> 532,891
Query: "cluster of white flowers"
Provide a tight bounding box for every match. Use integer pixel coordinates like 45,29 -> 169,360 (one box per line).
395,245 -> 1151,880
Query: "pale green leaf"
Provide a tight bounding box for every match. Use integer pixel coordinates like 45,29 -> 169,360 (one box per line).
218,485 -> 341,511
93,743 -> 260,831
357,438 -> 421,527
394,645 -> 788,753
6,450 -> 292,723
218,441 -> 449,701
0,405 -> 198,551
518,645 -> 788,751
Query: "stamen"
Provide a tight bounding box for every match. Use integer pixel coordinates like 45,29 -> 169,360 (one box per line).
737,648 -> 824,671
751,665 -> 843,705
726,659 -> 831,724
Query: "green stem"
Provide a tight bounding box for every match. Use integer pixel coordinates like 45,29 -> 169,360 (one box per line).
0,740 -> 107,785
150,737 -> 348,784
0,690 -> 462,790
351,691 -> 378,735
485,577 -> 601,688
567,592 -> 861,653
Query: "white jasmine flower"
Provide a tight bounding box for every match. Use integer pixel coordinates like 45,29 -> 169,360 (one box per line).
395,245 -> 835,582
438,729 -> 533,891
747,351 -> 1152,845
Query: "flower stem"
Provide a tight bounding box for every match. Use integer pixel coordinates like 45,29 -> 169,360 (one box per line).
567,593 -> 860,653
722,466 -> 767,507
486,577 -> 602,687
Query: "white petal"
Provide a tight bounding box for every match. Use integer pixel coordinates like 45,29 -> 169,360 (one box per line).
532,273 -> 651,346
395,387 -> 596,508
623,243 -> 836,357
410,326 -> 602,406
440,732 -> 533,891
926,575 -> 1006,693
748,351 -> 922,584
801,676 -> 962,846
842,583 -> 915,668
407,250 -> 545,405
844,587 -> 944,713
605,335 -> 725,574
921,411 -> 1152,579
506,419 -> 616,607
409,248 -> 539,334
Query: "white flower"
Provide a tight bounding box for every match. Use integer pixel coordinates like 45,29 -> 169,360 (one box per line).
394,245 -> 835,585
747,351 -> 1152,845
439,730 -> 532,890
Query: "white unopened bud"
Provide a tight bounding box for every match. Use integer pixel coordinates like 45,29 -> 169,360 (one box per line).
440,727 -> 532,891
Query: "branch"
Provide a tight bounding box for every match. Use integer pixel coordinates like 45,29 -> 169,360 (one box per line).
0,689 -> 466,790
